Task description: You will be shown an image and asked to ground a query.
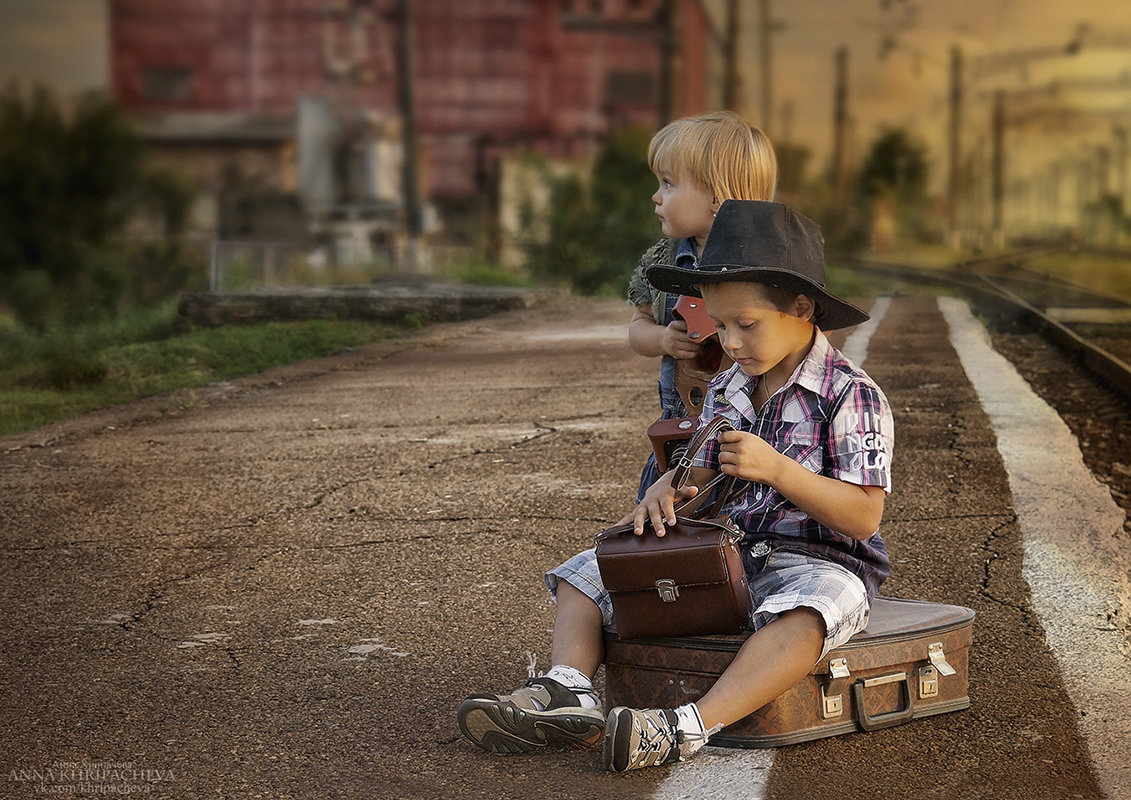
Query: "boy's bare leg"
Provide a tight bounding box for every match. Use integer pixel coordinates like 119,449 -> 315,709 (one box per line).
695,607 -> 825,730
550,581 -> 605,679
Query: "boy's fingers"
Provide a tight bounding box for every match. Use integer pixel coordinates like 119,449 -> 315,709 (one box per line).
632,506 -> 649,536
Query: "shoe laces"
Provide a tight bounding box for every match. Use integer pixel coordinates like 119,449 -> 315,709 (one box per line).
523,653 -> 600,710
677,722 -> 723,760
627,710 -> 681,767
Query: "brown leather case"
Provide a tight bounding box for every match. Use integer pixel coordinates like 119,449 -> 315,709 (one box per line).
596,417 -> 751,640
603,596 -> 974,747
595,517 -> 751,640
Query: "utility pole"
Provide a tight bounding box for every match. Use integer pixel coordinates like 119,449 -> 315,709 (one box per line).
723,0 -> 739,110
831,47 -> 848,202
780,98 -> 794,145
1096,145 -> 1111,198
1097,144 -> 1112,243
1115,125 -> 1129,216
397,0 -> 422,272
991,89 -> 1004,247
659,0 -> 677,124
947,46 -> 963,248
759,0 -> 772,133
1077,155 -> 1093,233
1050,160 -> 1064,230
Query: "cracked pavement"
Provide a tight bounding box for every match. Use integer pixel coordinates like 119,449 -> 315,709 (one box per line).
0,295 -> 1117,799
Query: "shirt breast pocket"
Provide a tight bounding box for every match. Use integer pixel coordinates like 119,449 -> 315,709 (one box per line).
780,421 -> 824,474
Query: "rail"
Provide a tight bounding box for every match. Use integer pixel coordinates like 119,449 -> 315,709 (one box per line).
838,252 -> 1131,404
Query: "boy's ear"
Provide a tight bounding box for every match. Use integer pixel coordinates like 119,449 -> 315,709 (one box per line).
793,293 -> 816,321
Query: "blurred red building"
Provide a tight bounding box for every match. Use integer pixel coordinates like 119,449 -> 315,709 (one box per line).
109,0 -> 713,245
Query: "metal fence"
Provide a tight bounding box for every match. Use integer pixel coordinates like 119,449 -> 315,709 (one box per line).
208,240 -> 472,292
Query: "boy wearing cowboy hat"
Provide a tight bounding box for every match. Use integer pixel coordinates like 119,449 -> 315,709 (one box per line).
457,200 -> 894,773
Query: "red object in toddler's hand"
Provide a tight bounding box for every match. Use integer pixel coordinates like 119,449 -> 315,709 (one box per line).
672,296 -> 717,341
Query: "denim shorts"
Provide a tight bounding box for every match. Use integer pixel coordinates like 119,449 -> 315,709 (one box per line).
544,546 -> 870,658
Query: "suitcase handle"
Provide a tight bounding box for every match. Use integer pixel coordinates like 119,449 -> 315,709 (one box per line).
852,672 -> 914,732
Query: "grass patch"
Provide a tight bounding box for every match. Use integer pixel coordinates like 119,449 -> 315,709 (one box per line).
0,303 -> 399,437
440,255 -> 532,288
826,260 -> 908,300
1023,251 -> 1131,298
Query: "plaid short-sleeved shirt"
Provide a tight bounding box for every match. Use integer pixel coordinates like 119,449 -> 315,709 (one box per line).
692,331 -> 895,598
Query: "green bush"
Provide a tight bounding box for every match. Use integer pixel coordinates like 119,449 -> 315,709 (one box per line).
0,83 -> 196,330
517,127 -> 659,296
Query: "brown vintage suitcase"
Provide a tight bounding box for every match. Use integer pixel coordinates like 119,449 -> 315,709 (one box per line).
603,596 -> 974,747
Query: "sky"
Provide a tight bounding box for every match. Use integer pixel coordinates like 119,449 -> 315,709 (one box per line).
2,0 -> 1129,193
0,0 -> 107,96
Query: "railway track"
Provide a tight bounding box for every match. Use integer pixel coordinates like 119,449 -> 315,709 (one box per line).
840,250 -> 1131,401
840,249 -> 1131,568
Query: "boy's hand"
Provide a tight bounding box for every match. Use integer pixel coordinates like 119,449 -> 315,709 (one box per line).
662,319 -> 703,361
717,430 -> 783,484
614,476 -> 699,537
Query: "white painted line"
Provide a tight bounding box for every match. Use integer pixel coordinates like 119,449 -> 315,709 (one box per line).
840,295 -> 892,367
940,296 -> 1130,798
655,296 -> 893,797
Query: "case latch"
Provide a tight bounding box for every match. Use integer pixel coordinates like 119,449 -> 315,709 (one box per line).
928,642 -> 957,676
654,579 -> 680,603
820,657 -> 851,719
919,664 -> 939,698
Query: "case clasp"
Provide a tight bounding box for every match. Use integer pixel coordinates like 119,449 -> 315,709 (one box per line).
654,579 -> 680,603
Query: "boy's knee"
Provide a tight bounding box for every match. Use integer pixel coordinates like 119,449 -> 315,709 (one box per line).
784,606 -> 827,647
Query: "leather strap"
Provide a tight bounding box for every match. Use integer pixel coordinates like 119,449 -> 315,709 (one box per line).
668,416 -> 749,519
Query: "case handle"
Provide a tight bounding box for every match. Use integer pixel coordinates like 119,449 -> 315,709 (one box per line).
852,672 -> 914,731
668,416 -> 749,519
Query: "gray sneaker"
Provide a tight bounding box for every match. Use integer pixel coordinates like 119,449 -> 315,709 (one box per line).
457,677 -> 605,754
604,706 -> 685,772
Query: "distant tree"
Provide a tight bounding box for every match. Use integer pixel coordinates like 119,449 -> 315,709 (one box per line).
518,127 -> 658,296
0,84 -> 192,328
774,142 -> 811,203
857,128 -> 929,202
856,128 -> 935,246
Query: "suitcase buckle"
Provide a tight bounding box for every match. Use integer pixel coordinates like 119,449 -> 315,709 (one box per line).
821,657 -> 851,719
928,642 -> 957,676
654,579 -> 680,603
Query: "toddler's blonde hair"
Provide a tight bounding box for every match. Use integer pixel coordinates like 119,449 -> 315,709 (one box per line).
648,110 -> 777,203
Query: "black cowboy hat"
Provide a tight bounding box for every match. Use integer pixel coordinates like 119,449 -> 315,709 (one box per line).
646,200 -> 869,331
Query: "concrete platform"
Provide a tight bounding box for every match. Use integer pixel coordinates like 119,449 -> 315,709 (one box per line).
176,280 -> 562,327
1,294 -> 1126,800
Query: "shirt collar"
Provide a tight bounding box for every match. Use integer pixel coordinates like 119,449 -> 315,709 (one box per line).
792,330 -> 837,398
675,237 -> 698,267
720,329 -> 833,423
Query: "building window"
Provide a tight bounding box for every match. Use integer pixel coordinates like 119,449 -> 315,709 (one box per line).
606,70 -> 655,105
141,66 -> 193,102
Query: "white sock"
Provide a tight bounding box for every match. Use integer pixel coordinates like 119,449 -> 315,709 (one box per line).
543,665 -> 599,708
674,703 -> 709,758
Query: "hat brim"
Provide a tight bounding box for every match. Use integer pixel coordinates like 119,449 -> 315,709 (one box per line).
646,263 -> 870,331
